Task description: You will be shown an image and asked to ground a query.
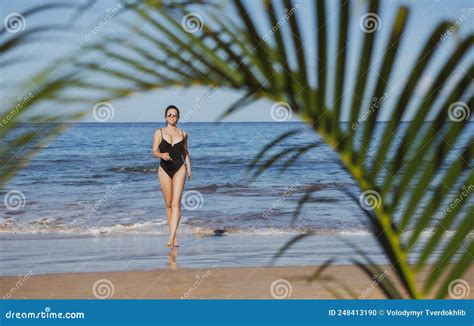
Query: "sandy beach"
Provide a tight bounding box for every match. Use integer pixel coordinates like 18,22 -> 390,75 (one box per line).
2,264 -> 473,299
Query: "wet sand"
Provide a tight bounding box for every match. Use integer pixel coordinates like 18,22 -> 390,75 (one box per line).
2,264 -> 473,299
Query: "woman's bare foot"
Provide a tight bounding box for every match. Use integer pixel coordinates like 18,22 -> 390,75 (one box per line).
174,238 -> 179,247
167,247 -> 178,269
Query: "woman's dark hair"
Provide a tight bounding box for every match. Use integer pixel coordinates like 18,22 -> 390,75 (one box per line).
164,105 -> 180,126
165,105 -> 180,120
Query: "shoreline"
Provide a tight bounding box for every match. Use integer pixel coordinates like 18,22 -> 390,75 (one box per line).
1,232 -> 465,277
2,264 -> 473,299
0,233 -> 392,276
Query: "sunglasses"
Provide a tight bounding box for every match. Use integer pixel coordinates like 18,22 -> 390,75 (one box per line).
166,113 -> 178,118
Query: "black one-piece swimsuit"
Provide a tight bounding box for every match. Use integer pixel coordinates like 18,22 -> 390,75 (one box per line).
158,128 -> 185,179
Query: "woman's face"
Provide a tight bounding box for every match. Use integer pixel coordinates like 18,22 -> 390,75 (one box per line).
166,108 -> 179,124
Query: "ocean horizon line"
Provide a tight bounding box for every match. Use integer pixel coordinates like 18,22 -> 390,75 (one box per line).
12,120 -> 469,125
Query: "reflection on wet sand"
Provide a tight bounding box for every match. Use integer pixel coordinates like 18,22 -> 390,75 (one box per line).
167,247 -> 178,270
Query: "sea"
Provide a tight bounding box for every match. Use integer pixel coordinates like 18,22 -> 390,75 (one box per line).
1,122 -> 472,275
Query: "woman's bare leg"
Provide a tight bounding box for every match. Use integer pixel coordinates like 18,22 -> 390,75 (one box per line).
169,164 -> 186,247
158,166 -> 173,247
167,247 -> 178,269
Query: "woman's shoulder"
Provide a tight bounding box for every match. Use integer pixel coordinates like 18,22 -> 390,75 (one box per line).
179,128 -> 188,137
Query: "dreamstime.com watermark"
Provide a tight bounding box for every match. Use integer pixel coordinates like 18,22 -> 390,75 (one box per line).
4,307 -> 85,320
3,190 -> 26,211
182,88 -> 216,124
181,270 -> 212,298
270,102 -> 293,121
0,93 -> 34,128
83,3 -> 123,42
85,181 -> 122,219
438,184 -> 473,220
359,13 -> 381,33
359,270 -> 389,299
440,8 -> 474,41
92,279 -> 115,299
448,101 -> 471,122
270,279 -> 293,299
181,12 -> 204,33
3,270 -> 34,299
352,93 -> 388,130
359,190 -> 382,211
263,181 -> 299,218
262,4 -> 299,41
448,279 -> 470,299
182,190 -> 204,210
92,101 -> 115,122
3,12 -> 26,33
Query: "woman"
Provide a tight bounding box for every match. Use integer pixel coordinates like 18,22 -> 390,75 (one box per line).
152,105 -> 192,248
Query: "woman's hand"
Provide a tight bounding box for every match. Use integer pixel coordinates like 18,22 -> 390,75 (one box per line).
187,169 -> 192,180
161,152 -> 171,161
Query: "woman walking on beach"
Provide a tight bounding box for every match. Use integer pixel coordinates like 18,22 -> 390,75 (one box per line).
152,105 -> 192,248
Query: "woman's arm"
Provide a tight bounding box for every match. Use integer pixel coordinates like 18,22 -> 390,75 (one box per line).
152,129 -> 162,158
183,131 -> 192,179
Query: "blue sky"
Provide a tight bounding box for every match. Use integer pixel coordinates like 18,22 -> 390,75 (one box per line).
2,0 -> 473,122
